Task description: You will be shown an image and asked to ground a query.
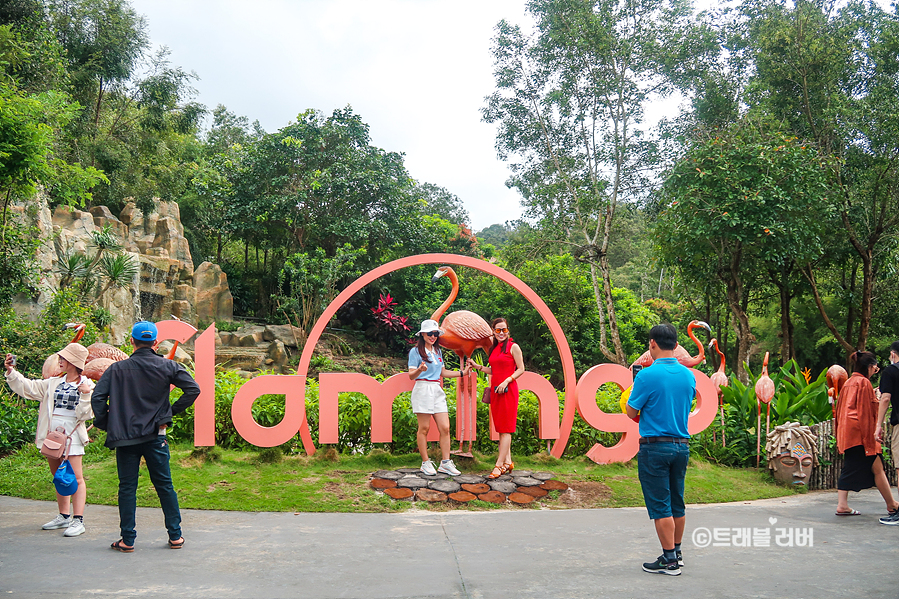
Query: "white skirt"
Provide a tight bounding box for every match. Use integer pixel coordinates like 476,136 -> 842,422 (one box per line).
410,381 -> 448,415
49,414 -> 85,456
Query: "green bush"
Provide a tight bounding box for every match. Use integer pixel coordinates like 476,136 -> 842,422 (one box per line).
0,388 -> 37,455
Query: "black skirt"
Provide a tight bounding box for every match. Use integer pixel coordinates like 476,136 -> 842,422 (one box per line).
837,445 -> 884,492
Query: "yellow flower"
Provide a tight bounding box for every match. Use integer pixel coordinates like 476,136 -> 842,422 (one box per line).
801,367 -> 812,384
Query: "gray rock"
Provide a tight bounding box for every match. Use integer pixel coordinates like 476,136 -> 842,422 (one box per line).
418,472 -> 449,480
512,476 -> 542,487
429,480 -> 462,493
396,476 -> 430,489
532,471 -> 556,481
452,475 -> 486,484
511,470 -> 532,478
396,468 -> 422,474
372,470 -> 403,480
487,480 -> 518,494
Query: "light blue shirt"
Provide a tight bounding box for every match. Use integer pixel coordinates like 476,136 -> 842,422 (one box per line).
408,347 -> 444,381
627,357 -> 695,439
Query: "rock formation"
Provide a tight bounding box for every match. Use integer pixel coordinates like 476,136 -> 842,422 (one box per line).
11,196 -> 233,343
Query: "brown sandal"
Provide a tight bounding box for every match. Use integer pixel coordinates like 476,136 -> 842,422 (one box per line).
487,466 -> 504,480
504,462 -> 514,474
110,539 -> 134,553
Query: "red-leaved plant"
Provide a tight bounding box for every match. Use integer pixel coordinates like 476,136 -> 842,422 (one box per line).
370,293 -> 410,341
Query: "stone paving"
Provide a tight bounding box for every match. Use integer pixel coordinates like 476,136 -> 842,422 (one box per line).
370,468 -> 568,504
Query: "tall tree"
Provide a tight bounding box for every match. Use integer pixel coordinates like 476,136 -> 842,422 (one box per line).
738,0 -> 899,353
483,0 -> 715,364
655,118 -> 831,380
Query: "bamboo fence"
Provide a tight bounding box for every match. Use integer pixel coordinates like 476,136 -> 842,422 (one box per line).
807,420 -> 896,490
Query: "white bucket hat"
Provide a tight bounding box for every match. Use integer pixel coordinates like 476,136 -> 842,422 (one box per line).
416,319 -> 444,336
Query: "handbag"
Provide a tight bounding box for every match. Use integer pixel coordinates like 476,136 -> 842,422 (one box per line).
53,459 -> 79,496
40,427 -> 71,460
481,386 -> 491,405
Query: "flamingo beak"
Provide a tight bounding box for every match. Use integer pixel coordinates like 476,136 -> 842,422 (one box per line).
697,321 -> 712,333
707,339 -> 716,349
431,268 -> 446,282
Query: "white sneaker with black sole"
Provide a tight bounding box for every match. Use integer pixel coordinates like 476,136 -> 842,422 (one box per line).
42,514 -> 72,530
63,519 -> 85,537
642,555 -> 681,576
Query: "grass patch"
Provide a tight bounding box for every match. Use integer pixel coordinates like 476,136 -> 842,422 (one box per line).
0,442 -> 803,513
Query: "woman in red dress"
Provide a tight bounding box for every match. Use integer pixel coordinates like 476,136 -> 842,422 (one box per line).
468,318 -> 525,479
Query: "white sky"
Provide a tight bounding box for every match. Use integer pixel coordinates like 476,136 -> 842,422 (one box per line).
129,0 -> 534,231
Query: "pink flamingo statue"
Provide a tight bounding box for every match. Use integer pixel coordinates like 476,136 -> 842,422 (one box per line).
709,339 -> 729,446
431,266 -> 494,457
754,352 -> 776,467
631,320 -> 711,368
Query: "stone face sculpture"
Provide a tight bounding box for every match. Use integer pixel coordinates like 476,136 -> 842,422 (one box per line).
765,422 -> 818,486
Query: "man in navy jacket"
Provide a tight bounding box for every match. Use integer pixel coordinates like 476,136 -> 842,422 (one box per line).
92,321 -> 200,552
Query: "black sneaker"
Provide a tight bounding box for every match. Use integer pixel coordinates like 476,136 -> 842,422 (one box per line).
642,555 -> 681,576
879,510 -> 899,526
676,550 -> 684,567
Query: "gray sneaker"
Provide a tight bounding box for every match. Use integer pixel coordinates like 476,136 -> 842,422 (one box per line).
63,519 -> 85,537
438,459 -> 461,476
421,460 -> 437,476
42,514 -> 72,530
879,510 -> 899,525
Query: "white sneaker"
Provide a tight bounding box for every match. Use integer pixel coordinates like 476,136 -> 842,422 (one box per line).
420,460 -> 437,476
438,459 -> 461,476
63,519 -> 85,537
42,514 -> 72,530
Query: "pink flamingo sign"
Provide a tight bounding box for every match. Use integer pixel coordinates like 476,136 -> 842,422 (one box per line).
160,253 -> 717,463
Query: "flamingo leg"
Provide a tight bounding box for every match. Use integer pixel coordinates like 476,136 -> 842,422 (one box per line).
452,377 -> 465,455
756,403 -> 761,468
720,401 -> 726,447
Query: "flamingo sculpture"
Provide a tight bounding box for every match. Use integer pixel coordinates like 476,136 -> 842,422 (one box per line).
708,338 -> 729,447
754,352 -> 776,467
431,266 -> 494,457
631,320 -> 712,368
826,364 -> 849,438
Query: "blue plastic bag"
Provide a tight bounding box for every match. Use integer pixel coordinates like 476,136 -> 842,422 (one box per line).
53,460 -> 78,496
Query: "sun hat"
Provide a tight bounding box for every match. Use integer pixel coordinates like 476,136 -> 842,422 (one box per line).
131,320 -> 158,342
417,319 -> 443,336
57,343 -> 88,371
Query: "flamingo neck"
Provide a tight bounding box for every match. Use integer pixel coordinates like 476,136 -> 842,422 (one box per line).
712,339 -> 725,371
687,324 -> 706,361
430,269 -> 459,322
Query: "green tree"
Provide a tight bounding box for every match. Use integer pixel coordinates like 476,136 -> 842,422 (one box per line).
737,0 -> 899,353
483,0 -> 716,365
655,118 -> 831,380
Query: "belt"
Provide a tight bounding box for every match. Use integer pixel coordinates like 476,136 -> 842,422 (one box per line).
639,436 -> 689,444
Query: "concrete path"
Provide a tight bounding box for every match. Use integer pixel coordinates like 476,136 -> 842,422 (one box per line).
1,489 -> 896,598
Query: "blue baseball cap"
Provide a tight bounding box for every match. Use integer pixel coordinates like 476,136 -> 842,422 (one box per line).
131,321 -> 158,342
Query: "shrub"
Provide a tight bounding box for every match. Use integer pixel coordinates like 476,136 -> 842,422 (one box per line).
0,388 -> 36,455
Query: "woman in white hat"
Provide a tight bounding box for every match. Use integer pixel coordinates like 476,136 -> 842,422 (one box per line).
408,319 -> 468,476
4,343 -> 94,537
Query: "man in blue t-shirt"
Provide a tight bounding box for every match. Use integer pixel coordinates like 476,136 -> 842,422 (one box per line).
626,323 -> 696,576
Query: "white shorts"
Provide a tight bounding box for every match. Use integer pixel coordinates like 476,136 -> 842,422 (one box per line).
411,381 -> 448,415
49,414 -> 85,456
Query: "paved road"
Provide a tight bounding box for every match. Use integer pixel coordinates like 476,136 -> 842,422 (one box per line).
1,489 -> 896,598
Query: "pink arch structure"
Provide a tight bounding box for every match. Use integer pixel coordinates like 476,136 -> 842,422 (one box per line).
284,253 -> 580,457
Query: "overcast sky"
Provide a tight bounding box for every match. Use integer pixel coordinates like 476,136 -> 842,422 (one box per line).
129,0 -> 537,232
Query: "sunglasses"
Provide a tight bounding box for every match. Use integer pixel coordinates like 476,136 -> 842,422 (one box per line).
494,327 -> 509,334
424,331 -> 440,337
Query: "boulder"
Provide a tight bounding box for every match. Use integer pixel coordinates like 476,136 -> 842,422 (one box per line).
265,324 -> 305,348
194,262 -> 234,322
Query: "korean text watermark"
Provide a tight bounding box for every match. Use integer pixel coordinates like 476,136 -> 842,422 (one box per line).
692,517 -> 813,548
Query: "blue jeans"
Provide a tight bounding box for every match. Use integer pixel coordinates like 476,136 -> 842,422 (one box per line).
637,442 -> 689,520
115,436 -> 182,545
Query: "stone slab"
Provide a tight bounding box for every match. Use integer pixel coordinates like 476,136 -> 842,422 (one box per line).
429,480 -> 462,493
487,480 -> 518,494
396,476 -> 429,489
511,476 -> 542,487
